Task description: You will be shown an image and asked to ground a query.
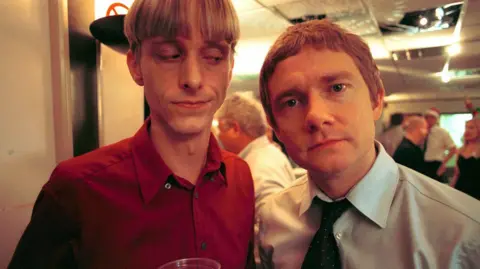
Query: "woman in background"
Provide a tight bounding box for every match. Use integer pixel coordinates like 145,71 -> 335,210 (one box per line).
450,118 -> 480,200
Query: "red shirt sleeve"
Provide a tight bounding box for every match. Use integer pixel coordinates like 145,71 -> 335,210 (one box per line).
8,186 -> 79,269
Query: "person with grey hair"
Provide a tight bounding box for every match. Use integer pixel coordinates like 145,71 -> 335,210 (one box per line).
393,116 -> 429,174
216,93 -> 296,206
216,92 -> 296,267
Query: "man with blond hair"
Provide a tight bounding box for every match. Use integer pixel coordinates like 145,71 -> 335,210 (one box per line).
9,1 -> 255,268
257,19 -> 480,269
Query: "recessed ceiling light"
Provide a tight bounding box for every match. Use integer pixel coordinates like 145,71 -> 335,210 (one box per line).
419,17 -> 428,26
392,53 -> 398,61
441,73 -> 451,83
446,44 -> 461,56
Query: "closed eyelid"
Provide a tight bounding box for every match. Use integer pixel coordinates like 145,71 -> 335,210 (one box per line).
153,43 -> 181,54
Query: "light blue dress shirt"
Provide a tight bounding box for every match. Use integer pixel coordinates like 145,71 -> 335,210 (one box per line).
258,142 -> 480,269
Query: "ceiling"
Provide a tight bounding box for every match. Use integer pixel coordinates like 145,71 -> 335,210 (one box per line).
230,0 -> 480,97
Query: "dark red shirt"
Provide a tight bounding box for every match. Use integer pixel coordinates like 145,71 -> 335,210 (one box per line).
9,119 -> 255,269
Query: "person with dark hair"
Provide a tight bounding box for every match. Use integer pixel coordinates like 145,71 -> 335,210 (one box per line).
378,113 -> 405,156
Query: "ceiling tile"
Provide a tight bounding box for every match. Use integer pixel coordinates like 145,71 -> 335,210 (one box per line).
258,0 -> 298,7
232,0 -> 263,13
238,8 -> 291,39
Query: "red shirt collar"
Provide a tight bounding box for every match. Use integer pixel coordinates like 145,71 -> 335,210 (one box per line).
131,118 -> 226,204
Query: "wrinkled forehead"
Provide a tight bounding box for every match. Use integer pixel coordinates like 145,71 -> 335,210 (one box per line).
132,0 -> 239,46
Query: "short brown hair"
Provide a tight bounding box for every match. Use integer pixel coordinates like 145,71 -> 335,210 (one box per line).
124,0 -> 240,54
259,19 -> 384,126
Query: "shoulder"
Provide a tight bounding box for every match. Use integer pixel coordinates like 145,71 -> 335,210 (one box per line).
433,126 -> 453,138
221,149 -> 254,185
245,144 -> 292,171
45,138 -> 133,192
397,165 -> 480,225
221,149 -> 250,171
259,175 -> 309,215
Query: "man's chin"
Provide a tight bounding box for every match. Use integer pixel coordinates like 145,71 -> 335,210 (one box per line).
299,159 -> 350,176
169,121 -> 210,137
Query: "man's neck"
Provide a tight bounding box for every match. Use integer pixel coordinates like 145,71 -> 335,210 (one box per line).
405,134 -> 421,146
234,135 -> 256,155
308,144 -> 378,200
149,119 -> 211,185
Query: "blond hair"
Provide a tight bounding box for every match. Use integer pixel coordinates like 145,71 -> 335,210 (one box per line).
124,0 -> 240,53
259,19 -> 384,127
465,117 -> 480,144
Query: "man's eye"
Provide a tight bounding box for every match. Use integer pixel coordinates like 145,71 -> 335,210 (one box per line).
331,84 -> 346,92
205,55 -> 223,64
286,99 -> 298,107
160,54 -> 181,60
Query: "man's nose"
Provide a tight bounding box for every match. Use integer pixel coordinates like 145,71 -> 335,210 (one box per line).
179,55 -> 203,91
303,94 -> 335,133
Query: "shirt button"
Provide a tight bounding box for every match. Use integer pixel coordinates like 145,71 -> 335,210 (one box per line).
335,233 -> 342,240
194,192 -> 199,199
209,176 -> 215,182
201,242 -> 207,250
164,183 -> 171,190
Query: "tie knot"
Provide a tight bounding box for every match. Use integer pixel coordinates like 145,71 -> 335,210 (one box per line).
320,199 -> 351,225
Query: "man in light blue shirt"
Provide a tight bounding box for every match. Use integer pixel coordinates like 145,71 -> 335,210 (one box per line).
257,19 -> 480,269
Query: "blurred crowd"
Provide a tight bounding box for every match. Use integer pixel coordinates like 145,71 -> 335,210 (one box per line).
378,100 -> 480,200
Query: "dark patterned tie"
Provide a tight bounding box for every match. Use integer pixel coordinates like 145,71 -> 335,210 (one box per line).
301,198 -> 351,269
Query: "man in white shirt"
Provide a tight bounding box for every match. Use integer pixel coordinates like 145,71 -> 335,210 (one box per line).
424,107 -> 457,182
257,19 -> 480,269
215,93 -> 296,267
216,93 -> 296,207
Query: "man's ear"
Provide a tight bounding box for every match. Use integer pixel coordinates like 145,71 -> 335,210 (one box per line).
231,121 -> 241,134
126,49 -> 144,86
373,87 -> 385,121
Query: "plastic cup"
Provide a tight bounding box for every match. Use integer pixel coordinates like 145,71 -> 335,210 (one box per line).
158,258 -> 221,269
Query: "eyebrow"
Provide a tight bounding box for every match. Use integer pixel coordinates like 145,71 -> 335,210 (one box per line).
318,71 -> 355,83
151,39 -> 178,46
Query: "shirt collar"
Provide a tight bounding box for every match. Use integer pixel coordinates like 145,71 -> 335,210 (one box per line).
238,135 -> 270,159
131,118 -> 226,204
299,141 -> 399,228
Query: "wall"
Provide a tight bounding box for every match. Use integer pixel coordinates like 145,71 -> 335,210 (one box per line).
98,44 -> 144,146
0,0 -> 57,266
382,91 -> 480,127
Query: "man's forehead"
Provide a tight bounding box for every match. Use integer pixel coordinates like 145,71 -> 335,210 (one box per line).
277,49 -> 357,74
